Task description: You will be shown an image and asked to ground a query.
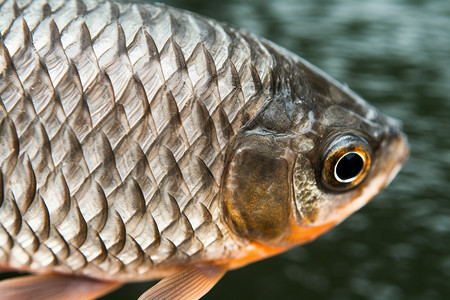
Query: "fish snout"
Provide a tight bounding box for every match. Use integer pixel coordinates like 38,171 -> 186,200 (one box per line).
381,129 -> 410,187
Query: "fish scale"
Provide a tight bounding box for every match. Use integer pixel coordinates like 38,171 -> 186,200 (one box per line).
0,0 -> 272,280
0,0 -> 409,299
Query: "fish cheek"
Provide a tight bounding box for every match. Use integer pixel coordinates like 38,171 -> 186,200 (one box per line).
292,155 -> 322,224
221,147 -> 291,245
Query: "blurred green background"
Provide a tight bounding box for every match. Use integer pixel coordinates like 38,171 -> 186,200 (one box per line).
106,0 -> 450,299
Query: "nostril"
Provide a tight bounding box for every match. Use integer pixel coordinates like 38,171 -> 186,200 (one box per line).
384,115 -> 404,135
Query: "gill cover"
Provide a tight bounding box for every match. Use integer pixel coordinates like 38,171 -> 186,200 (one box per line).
221,134 -> 291,245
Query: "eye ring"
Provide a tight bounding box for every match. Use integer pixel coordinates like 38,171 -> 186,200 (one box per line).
320,134 -> 372,191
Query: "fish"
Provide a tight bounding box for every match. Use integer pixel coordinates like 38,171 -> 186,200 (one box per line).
0,0 -> 409,299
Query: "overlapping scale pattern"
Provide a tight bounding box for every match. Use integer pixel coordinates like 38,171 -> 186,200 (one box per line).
0,0 -> 276,279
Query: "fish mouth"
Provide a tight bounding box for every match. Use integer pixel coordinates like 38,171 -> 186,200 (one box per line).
362,129 -> 409,202
381,131 -> 409,188
330,129 -> 409,225
375,112 -> 409,188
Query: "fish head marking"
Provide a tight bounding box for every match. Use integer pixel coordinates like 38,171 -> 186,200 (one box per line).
220,58 -> 409,250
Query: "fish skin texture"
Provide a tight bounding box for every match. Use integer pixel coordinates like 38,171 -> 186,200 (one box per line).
0,0 -> 409,299
0,0 -> 280,280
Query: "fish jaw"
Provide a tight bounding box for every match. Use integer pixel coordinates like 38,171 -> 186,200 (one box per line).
222,220 -> 337,270
332,133 -> 409,224
287,130 -> 409,246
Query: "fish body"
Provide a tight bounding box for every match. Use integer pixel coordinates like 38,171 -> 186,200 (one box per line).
0,0 -> 409,299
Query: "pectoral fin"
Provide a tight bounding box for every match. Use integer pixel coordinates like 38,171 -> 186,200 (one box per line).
139,264 -> 227,300
0,273 -> 121,300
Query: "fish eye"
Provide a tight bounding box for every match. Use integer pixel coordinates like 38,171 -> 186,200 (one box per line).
335,152 -> 365,183
320,134 -> 372,191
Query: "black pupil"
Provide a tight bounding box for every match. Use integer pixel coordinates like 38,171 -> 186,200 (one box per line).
336,152 -> 364,181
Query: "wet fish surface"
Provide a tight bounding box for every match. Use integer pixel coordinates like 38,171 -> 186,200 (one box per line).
0,0 -> 409,299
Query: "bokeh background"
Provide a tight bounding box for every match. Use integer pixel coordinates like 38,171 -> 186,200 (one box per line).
106,0 -> 450,299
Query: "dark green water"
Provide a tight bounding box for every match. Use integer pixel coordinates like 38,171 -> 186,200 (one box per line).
107,0 -> 450,299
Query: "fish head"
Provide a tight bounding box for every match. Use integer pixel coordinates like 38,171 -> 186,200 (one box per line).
289,86 -> 410,243
221,58 -> 409,254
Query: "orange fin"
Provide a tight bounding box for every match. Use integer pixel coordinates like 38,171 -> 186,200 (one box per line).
138,265 -> 227,300
0,273 -> 121,300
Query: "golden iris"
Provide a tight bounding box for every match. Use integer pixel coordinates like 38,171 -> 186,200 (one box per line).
320,134 -> 372,191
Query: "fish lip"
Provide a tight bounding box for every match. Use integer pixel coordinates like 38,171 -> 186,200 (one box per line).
376,128 -> 409,189
397,133 -> 410,164
387,117 -> 410,162
379,112 -> 410,170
